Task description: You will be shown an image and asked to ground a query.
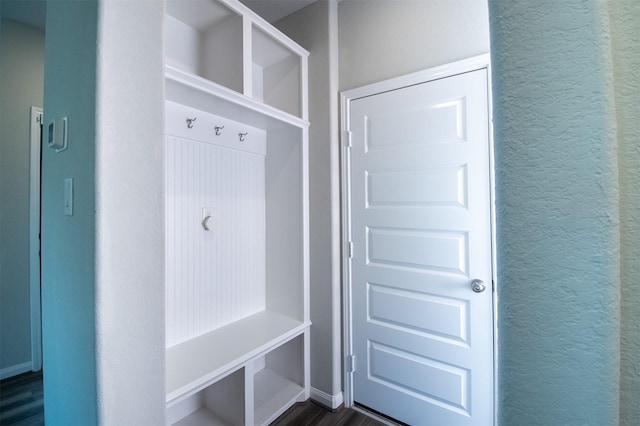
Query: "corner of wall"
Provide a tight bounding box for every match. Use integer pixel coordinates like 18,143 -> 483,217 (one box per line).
41,0 -> 99,423
608,0 -> 640,423
275,0 -> 343,400
489,1 -> 622,423
310,387 -> 344,410
94,1 -> 165,424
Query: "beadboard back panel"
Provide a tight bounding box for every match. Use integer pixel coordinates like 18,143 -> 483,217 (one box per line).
166,127 -> 267,347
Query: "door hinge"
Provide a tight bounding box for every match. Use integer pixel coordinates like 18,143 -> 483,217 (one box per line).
347,241 -> 354,259
347,354 -> 356,373
492,279 -> 496,292
343,130 -> 353,148
36,115 -> 42,124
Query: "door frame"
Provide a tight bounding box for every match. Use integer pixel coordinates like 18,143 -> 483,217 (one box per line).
340,54 -> 498,423
29,106 -> 43,372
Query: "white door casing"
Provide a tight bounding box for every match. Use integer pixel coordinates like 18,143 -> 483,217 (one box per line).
30,106 -> 43,373
342,56 -> 495,425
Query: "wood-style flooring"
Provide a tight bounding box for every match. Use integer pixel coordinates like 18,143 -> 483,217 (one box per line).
272,401 -> 386,426
0,371 -> 44,426
1,371 -> 384,426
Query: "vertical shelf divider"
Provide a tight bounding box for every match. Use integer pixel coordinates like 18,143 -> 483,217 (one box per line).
242,14 -> 253,98
300,53 -> 309,121
244,361 -> 256,426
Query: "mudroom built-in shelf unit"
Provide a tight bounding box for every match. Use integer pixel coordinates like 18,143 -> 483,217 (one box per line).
163,0 -> 310,424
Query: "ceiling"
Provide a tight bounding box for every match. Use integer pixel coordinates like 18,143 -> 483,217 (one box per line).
0,0 -> 316,30
1,0 -> 46,29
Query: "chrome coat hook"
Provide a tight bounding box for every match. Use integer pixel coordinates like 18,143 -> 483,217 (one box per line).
215,125 -> 224,136
239,132 -> 248,142
186,117 -> 197,128
202,215 -> 212,231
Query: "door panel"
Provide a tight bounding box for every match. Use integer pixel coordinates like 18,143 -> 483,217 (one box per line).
347,69 -> 493,425
367,166 -> 468,207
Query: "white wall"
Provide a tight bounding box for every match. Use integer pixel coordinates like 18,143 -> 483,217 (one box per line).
94,1 -> 165,423
276,0 -> 343,407
338,0 -> 490,91
0,18 -> 44,378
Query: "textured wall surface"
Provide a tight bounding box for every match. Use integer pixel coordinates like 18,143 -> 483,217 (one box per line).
276,0 -> 343,404
489,1 -> 621,424
42,0 -> 99,423
610,1 -> 640,424
43,0 -> 165,422
0,19 -> 44,375
94,0 -> 166,423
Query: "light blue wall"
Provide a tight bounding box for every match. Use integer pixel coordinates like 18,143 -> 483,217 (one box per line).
41,0 -> 99,423
489,1 -> 621,424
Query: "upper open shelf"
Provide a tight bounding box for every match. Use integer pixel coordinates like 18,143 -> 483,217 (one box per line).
165,0 -> 308,120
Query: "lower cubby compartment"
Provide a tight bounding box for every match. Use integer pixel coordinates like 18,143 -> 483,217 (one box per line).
168,368 -> 245,426
253,334 -> 305,425
167,328 -> 309,426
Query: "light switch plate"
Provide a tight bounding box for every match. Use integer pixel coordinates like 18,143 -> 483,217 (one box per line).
64,178 -> 73,216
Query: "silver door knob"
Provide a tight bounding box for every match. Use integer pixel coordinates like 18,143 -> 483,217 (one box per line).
471,279 -> 486,293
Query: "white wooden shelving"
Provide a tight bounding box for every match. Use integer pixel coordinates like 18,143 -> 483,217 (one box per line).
164,0 -> 308,120
164,0 -> 310,424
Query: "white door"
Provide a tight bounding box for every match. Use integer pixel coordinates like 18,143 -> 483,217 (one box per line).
344,65 -> 493,425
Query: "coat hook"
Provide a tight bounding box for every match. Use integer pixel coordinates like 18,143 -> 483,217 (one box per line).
202,215 -> 212,231
186,117 -> 197,129
239,132 -> 248,142
215,125 -> 224,136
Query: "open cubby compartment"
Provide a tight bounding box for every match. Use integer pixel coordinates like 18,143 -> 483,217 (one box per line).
164,97 -> 308,344
252,333 -> 307,426
165,0 -> 243,93
164,77 -> 310,327
167,367 -> 245,426
165,100 -> 269,349
251,25 -> 306,118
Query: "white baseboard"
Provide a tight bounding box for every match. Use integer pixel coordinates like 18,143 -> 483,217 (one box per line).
0,361 -> 32,380
310,387 -> 344,410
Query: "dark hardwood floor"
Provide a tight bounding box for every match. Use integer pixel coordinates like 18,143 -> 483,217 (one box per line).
0,371 -> 44,426
0,372 -> 384,426
272,401 -> 386,426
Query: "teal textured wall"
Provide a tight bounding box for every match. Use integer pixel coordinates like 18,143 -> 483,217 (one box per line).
42,0 -> 98,423
489,1 -> 621,424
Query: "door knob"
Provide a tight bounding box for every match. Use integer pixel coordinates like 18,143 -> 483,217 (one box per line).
471,279 -> 486,293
